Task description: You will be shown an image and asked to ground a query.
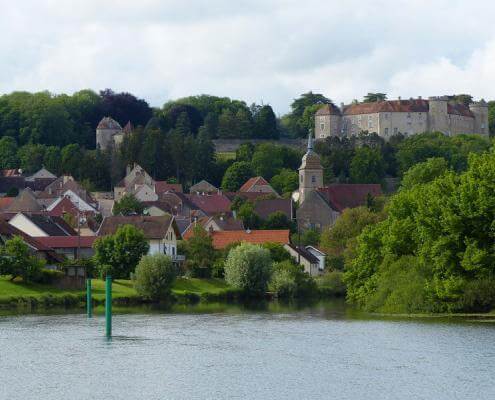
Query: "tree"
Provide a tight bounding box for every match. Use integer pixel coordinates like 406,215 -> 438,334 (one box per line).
488,101 -> 495,136
282,92 -> 332,137
363,93 -> 387,103
217,109 -> 237,138
61,143 -> 82,177
221,161 -> 253,191
291,229 -> 320,247
270,169 -> 299,195
99,89 -> 153,128
263,211 -> 294,230
93,224 -> 149,279
270,260 -> 316,298
235,108 -> 253,139
0,136 -> 18,169
401,157 -> 450,189
237,201 -> 261,229
235,142 -> 255,162
251,143 -> 284,180
134,254 -> 176,301
349,147 -> 386,184
224,242 -> 272,296
253,105 -> 278,139
0,236 -> 44,282
113,194 -> 144,216
43,146 -> 62,175
17,143 -> 46,173
184,225 -> 216,277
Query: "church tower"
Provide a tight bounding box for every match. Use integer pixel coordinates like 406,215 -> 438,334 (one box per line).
298,131 -> 323,203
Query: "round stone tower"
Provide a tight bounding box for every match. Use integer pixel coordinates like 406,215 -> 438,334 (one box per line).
298,131 -> 323,204
96,117 -> 122,150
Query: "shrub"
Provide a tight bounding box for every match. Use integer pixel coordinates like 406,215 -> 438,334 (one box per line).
224,242 -> 272,296
270,260 -> 317,298
0,236 -> 45,282
133,254 -> 176,301
316,271 -> 346,297
34,269 -> 64,284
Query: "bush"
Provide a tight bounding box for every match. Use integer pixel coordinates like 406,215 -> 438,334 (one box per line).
133,254 -> 177,301
224,242 -> 272,296
270,260 -> 317,298
0,236 -> 45,282
316,271 -> 346,297
34,269 -> 64,284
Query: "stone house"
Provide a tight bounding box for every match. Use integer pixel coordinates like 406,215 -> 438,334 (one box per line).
239,176 -> 278,195
284,243 -> 325,276
315,97 -> 489,140
189,180 -> 218,194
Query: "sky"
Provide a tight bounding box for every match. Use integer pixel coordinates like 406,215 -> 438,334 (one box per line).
1,0 -> 495,114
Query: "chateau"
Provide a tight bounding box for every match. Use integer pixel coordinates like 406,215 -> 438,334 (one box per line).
96,117 -> 132,150
315,96 -> 489,139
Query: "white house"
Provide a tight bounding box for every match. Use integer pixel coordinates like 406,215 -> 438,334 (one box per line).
97,214 -> 181,259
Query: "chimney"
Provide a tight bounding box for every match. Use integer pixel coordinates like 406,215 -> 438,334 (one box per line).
398,96 -> 401,101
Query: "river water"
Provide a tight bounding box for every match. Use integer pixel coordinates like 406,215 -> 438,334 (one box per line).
0,301 -> 494,400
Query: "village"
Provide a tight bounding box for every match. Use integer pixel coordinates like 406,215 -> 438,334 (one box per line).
0,121 -> 381,288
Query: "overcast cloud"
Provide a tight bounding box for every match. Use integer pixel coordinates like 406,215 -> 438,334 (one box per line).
1,0 -> 494,113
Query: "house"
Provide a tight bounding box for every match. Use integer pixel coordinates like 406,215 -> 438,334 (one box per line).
253,198 -> 293,220
154,181 -> 183,194
114,164 -> 154,201
182,215 -> 244,240
189,180 -> 218,194
7,188 -> 43,213
306,246 -> 326,271
209,229 -> 290,250
8,213 -> 76,237
133,184 -> 159,202
98,215 -> 181,258
0,221 -> 64,266
296,132 -> 382,231
187,193 -> 232,216
239,176 -> 278,195
284,243 -> 324,276
36,236 -> 97,259
25,167 -> 57,181
0,169 -> 22,177
47,191 -> 98,215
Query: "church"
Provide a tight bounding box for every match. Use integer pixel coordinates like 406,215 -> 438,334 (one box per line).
296,132 -> 382,231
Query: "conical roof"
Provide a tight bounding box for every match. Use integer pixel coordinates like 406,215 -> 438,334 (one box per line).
299,131 -> 322,170
7,188 -> 43,212
97,117 -> 122,130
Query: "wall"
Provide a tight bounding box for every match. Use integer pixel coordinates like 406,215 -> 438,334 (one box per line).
213,139 -> 306,153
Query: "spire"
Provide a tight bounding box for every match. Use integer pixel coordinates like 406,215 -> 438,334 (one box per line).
307,129 -> 314,153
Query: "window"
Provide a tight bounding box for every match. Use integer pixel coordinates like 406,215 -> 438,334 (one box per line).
407,113 -> 411,118
393,127 -> 398,135
300,175 -> 303,183
384,128 -> 389,136
320,123 -> 325,131
311,175 -> 316,183
384,113 -> 388,120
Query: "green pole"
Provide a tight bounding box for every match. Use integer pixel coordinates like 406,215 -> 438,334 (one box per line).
105,275 -> 112,338
86,278 -> 92,318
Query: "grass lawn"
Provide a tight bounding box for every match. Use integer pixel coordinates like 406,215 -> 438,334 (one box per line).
216,151 -> 236,161
0,276 -> 233,304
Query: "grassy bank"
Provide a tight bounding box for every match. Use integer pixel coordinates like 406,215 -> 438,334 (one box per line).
0,276 -> 239,309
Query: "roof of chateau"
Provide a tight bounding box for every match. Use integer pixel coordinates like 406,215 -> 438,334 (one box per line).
97,117 -> 122,130
316,99 -> 475,118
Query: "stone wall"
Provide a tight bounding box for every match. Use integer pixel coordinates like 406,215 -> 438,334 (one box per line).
213,138 -> 307,152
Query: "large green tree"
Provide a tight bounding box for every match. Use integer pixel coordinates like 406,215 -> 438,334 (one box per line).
93,224 -> 149,279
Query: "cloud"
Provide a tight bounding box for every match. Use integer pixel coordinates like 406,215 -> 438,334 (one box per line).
1,0 -> 495,113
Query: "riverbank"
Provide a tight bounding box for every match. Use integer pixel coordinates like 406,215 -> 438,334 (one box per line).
0,276 -> 239,309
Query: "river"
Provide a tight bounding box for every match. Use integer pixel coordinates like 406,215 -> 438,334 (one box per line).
1,301 -> 494,400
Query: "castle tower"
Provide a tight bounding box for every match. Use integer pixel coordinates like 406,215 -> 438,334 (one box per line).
469,100 -> 489,135
428,96 -> 449,134
314,104 -> 342,139
96,117 -> 123,150
298,131 -> 323,204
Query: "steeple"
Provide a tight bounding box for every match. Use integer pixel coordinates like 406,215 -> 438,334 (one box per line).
298,129 -> 323,204
307,129 -> 314,153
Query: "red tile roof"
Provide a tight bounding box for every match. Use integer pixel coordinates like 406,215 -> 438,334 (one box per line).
187,194 -> 231,215
254,198 -> 292,220
342,99 -> 475,118
0,197 -> 14,211
317,184 -> 382,212
315,104 -> 342,116
210,229 -> 290,249
36,236 -> 97,248
239,177 -> 270,192
154,181 -> 183,194
47,197 -> 78,217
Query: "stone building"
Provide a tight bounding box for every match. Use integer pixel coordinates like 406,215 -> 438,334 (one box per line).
296,132 -> 382,231
315,97 -> 489,140
96,117 -> 132,150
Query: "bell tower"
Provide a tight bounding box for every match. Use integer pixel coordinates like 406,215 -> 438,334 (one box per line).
298,130 -> 323,204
